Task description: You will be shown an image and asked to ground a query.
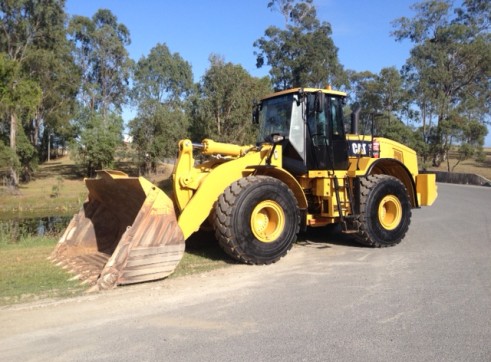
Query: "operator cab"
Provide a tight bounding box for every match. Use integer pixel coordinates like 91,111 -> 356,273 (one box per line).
256,88 -> 349,174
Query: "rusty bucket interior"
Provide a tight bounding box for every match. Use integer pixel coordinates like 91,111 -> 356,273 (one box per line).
50,170 -> 185,290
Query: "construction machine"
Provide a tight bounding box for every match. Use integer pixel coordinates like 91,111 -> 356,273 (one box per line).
51,87 -> 437,290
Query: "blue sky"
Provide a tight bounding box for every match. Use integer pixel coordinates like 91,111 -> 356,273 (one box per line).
65,0 -> 490,145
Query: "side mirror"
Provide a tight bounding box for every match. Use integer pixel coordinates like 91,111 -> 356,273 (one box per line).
314,92 -> 324,114
307,92 -> 324,116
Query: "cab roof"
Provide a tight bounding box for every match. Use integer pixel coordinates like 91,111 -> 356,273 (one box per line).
261,87 -> 347,100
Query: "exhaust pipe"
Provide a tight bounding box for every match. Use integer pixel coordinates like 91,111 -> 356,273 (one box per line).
350,105 -> 361,134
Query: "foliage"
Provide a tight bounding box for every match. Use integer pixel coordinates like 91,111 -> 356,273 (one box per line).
131,43 -> 194,106
254,0 -> 346,90
392,0 -> 490,169
19,0 -> 78,159
129,43 -> 193,173
68,9 -> 132,116
189,55 -> 271,145
67,9 -> 131,176
0,54 -> 42,116
0,139 -> 19,171
0,52 -> 41,184
0,0 -> 488,180
0,0 -> 79,182
15,123 -> 37,182
130,105 -> 189,173
70,110 -> 123,177
348,67 -> 410,134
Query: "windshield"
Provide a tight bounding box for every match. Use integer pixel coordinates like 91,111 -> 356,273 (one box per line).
257,93 -> 304,156
258,94 -> 293,139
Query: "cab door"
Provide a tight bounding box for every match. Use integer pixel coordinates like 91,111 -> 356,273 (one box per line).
306,93 -> 348,171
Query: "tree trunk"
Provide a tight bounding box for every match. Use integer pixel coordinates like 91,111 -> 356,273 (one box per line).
10,112 -> 17,151
47,132 -> 51,162
446,150 -> 451,172
32,114 -> 41,146
9,112 -> 19,186
9,166 -> 19,187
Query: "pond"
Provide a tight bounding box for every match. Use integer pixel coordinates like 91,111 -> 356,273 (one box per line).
0,215 -> 73,243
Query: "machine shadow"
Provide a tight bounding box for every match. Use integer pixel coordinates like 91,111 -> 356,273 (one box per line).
184,224 -> 365,265
297,224 -> 364,249
184,229 -> 237,264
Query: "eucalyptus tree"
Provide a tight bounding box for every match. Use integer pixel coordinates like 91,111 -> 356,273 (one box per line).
68,9 -> 132,176
129,43 -> 194,173
392,0 -> 490,168
23,1 -> 79,161
0,53 -> 41,184
254,0 -> 346,90
69,9 -> 131,116
347,67 -> 422,152
0,0 -> 68,183
189,55 -> 271,145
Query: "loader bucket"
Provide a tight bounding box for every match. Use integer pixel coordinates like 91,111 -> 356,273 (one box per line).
50,170 -> 185,290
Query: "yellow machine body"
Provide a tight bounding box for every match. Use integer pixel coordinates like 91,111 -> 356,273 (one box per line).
51,87 -> 437,289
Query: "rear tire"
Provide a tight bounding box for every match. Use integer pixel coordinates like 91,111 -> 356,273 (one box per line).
213,176 -> 300,264
353,174 -> 411,247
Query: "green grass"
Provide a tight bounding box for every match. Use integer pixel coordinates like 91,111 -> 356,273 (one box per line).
0,157 -> 231,307
172,232 -> 232,278
0,157 -> 87,218
0,230 -> 231,306
0,237 -> 86,305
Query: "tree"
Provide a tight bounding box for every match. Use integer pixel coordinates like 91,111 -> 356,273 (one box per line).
69,111 -> 123,177
130,105 -> 189,174
0,53 -> 41,185
0,0 -> 64,184
129,43 -> 194,174
189,55 -> 271,145
392,0 -> 490,169
254,0 -> 346,90
68,9 -> 132,116
348,68 -> 408,132
20,0 -> 79,162
68,9 -> 132,176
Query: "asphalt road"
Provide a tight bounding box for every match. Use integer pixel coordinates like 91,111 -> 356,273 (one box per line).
1,183 -> 490,362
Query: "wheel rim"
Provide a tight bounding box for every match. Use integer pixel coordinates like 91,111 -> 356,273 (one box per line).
378,195 -> 402,230
250,200 -> 285,243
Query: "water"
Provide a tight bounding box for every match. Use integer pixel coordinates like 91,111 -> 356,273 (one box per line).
0,215 -> 72,243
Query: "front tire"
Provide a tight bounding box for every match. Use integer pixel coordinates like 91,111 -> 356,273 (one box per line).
354,174 -> 412,247
213,176 -> 300,264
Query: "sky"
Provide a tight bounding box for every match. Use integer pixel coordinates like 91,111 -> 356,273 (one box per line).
65,0 -> 490,146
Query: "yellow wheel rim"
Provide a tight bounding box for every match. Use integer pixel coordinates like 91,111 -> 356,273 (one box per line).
378,195 -> 402,230
250,200 -> 285,243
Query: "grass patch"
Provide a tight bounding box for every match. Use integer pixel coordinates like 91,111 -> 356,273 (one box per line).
0,231 -> 231,306
426,147 -> 491,180
0,236 -> 86,306
0,156 -> 87,217
172,231 -> 232,278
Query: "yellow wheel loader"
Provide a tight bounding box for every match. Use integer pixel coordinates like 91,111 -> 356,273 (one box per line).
50,87 -> 437,290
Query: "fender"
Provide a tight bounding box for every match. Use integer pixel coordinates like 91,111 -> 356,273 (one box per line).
249,165 -> 308,211
365,158 -> 418,208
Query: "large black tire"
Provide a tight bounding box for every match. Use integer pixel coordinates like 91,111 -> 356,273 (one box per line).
213,176 -> 300,264
353,174 -> 412,247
